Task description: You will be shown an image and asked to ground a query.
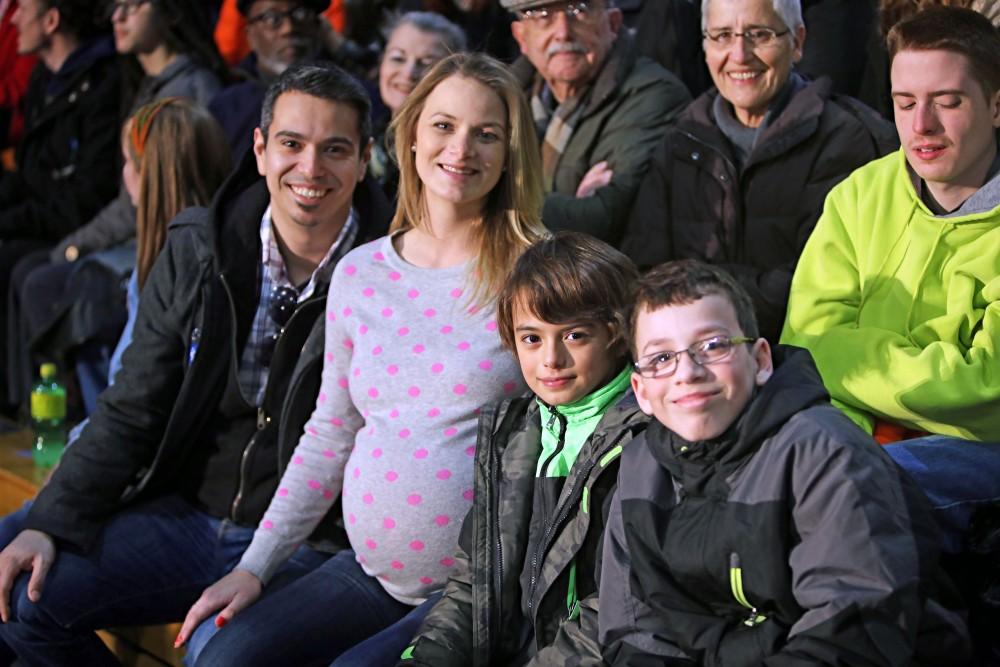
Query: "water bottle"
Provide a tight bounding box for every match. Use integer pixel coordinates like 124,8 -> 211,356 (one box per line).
31,363 -> 66,468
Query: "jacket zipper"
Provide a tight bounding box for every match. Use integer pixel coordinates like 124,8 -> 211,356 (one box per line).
729,552 -> 767,627
526,428 -> 629,614
527,411 -> 568,610
224,275 -> 317,523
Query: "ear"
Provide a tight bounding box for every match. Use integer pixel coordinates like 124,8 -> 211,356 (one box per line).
511,19 -> 528,55
791,25 -> 806,63
253,127 -> 267,177
358,137 -> 373,183
41,6 -> 60,37
631,372 -> 655,416
607,7 -> 624,37
990,89 -> 1000,129
751,337 -> 773,386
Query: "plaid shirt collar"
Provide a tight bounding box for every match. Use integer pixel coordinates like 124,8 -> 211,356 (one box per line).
260,204 -> 356,296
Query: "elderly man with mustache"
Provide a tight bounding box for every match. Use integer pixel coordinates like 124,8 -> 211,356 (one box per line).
504,0 -> 691,243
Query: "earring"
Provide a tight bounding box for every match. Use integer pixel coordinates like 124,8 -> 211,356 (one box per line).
411,144 -> 416,152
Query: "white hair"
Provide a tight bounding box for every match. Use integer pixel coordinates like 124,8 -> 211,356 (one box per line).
701,0 -> 804,32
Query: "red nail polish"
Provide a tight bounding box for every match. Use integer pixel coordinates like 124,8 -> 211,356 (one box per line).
215,616 -> 228,628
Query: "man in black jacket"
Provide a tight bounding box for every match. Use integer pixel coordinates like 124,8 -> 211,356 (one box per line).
0,0 -> 120,413
0,63 -> 390,665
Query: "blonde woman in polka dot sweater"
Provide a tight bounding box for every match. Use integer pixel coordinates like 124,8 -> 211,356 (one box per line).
180,52 -> 546,666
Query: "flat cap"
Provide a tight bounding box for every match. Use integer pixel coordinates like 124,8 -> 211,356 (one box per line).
237,0 -> 331,16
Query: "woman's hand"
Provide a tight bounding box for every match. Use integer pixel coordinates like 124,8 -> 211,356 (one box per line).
174,569 -> 262,647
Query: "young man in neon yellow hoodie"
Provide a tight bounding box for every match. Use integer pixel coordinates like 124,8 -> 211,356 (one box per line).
782,6 -> 1000,552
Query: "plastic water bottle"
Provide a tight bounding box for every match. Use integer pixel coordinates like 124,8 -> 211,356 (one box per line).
31,363 -> 66,468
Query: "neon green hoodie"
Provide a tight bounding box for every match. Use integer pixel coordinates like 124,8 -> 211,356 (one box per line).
782,148 -> 1000,441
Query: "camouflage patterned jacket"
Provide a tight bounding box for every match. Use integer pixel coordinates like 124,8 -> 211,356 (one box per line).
399,392 -> 648,666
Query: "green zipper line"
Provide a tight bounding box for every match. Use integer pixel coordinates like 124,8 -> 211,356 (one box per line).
566,560 -> 580,620
729,565 -> 767,627
599,444 -> 623,468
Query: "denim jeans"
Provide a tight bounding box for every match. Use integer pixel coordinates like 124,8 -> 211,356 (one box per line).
885,436 -> 1000,553
0,495 -> 328,666
195,549 -> 440,667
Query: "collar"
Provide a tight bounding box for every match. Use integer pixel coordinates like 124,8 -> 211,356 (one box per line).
537,365 -> 632,433
259,204 -> 357,298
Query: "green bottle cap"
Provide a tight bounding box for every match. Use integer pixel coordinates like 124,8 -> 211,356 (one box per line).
40,363 -> 57,380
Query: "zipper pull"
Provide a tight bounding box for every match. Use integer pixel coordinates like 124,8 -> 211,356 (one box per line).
546,410 -> 557,430
256,407 -> 269,430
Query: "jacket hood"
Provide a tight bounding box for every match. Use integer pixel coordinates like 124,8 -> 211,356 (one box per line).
647,345 -> 829,495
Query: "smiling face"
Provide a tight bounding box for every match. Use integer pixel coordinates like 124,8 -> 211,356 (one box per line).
112,0 -> 163,55
511,0 -> 622,103
891,48 -> 1000,211
253,91 -> 370,237
513,301 -> 619,406
379,23 -> 452,114
245,1 -> 321,78
413,74 -> 508,219
631,294 -> 771,441
703,0 -> 804,128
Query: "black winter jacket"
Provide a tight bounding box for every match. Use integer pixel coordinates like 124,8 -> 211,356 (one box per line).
24,151 -> 391,552
599,347 -> 970,666
619,79 -> 897,341
401,392 -> 647,667
0,37 -> 120,242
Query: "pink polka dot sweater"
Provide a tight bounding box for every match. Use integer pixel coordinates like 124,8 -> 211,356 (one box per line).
237,235 -> 525,604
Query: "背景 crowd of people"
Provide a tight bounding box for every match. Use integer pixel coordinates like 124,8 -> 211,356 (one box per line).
0,0 -> 998,665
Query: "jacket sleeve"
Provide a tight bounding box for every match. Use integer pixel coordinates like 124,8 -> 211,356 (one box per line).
758,415 -> 944,666
781,174 -> 1000,440
598,488 -> 695,666
541,69 -> 690,243
21,212 -> 207,551
236,265 -> 362,583
0,69 -> 120,242
398,508 -> 476,667
50,190 -> 137,262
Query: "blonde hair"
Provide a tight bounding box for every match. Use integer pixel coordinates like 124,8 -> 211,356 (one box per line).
387,52 -> 547,303
126,98 -> 231,288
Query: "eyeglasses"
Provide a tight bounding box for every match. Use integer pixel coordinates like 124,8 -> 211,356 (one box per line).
260,285 -> 299,367
633,335 -> 755,379
247,6 -> 318,29
104,0 -> 151,21
517,2 -> 593,25
702,28 -> 790,49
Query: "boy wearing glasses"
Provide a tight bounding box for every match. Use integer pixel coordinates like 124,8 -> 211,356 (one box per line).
598,260 -> 968,665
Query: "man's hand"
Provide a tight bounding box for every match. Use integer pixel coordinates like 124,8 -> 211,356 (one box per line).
0,529 -> 56,623
575,161 -> 614,198
175,569 -> 262,647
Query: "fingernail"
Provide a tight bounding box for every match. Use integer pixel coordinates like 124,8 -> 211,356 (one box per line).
174,634 -> 183,648
215,615 -> 227,628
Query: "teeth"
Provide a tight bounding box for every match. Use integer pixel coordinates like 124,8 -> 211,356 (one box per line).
441,165 -> 473,175
291,186 -> 326,198
729,72 -> 759,80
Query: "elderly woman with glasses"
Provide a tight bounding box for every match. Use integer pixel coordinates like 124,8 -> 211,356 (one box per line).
619,0 -> 898,342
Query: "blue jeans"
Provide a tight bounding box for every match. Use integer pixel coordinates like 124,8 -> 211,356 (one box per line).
195,549 -> 441,667
886,436 -> 1000,553
0,495 -> 328,666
